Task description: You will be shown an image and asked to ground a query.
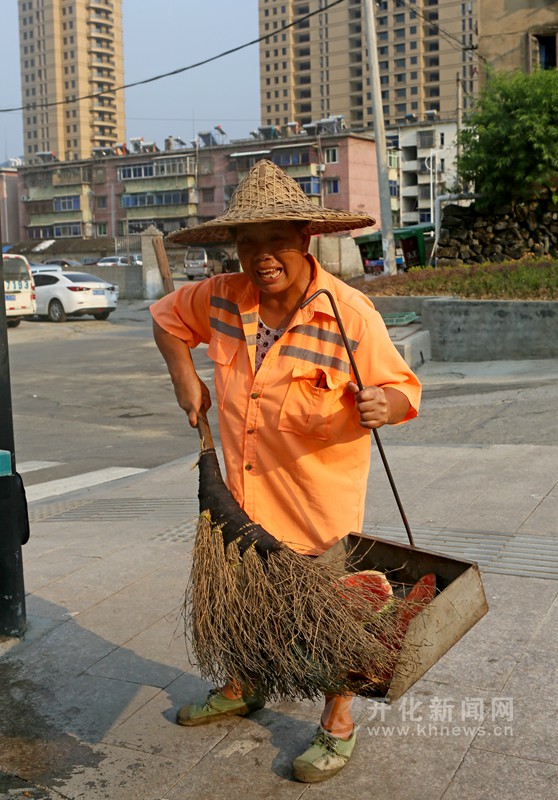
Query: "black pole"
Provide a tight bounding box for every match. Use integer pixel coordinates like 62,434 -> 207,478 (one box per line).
0,220 -> 28,637
301,288 -> 415,547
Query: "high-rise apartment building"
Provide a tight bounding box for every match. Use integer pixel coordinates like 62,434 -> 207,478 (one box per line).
18,0 -> 125,164
258,0 -> 478,130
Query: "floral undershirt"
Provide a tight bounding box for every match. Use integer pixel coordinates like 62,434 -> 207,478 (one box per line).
255,316 -> 286,372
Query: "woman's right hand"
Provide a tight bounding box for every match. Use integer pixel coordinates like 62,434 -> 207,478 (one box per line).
172,376 -> 212,429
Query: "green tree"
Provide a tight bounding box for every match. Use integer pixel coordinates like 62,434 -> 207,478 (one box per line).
458,69 -> 558,208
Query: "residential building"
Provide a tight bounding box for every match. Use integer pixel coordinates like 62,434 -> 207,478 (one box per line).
389,117 -> 458,226
17,128 -> 380,242
258,0 -> 479,131
478,0 -> 558,73
18,0 -> 125,164
1,165 -> 23,245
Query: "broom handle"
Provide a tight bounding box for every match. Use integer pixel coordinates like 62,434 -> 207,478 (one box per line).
301,289 -> 415,548
152,235 -> 215,450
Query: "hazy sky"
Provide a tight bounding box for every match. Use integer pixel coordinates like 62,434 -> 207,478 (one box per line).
0,0 -> 262,161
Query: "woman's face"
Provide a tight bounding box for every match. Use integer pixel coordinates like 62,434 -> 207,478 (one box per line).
234,221 -> 312,304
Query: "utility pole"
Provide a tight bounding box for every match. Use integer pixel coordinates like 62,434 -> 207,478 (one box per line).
456,72 -> 463,188
0,221 -> 29,637
363,0 -> 397,275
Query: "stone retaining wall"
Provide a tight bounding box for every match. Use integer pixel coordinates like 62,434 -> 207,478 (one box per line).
438,198 -> 558,266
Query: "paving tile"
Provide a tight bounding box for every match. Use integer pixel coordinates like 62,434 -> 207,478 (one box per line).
164,709 -> 316,800
29,539 -> 185,615
470,597 -> 558,765
105,673 -> 258,767
441,748 -> 558,800
48,742 -> 192,800
73,565 -> 187,645
86,614 -> 187,689
423,573 -> 558,691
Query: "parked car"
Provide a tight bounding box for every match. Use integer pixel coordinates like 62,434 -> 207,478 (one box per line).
45,258 -> 83,269
80,257 -> 99,266
129,253 -> 143,267
183,247 -> 232,280
96,255 -> 131,267
33,270 -> 119,322
30,263 -> 63,274
3,253 -> 36,327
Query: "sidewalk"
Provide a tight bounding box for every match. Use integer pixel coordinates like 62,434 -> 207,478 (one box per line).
1,363 -> 557,799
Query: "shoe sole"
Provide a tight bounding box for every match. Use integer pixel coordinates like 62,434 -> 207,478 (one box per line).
292,764 -> 347,783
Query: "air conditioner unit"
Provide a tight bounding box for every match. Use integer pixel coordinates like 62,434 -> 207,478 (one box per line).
316,164 -> 325,172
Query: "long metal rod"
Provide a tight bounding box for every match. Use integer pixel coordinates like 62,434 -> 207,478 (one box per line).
301,289 -> 415,547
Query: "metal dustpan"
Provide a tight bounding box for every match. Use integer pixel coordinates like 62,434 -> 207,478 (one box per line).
344,533 -> 488,702
302,290 -> 489,703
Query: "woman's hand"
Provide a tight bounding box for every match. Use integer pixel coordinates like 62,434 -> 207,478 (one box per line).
172,375 -> 212,429
347,382 -> 410,429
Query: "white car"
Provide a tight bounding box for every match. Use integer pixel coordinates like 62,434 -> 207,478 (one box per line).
32,271 -> 119,322
96,255 -> 131,267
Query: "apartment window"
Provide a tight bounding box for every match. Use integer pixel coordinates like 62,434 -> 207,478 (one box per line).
97,195 -> 107,209
389,180 -> 398,197
325,146 -> 338,163
395,44 -> 406,53
295,176 -> 321,195
201,187 -> 215,203
325,178 -> 339,195
97,222 -> 107,236
378,31 -> 388,42
53,195 -> 80,212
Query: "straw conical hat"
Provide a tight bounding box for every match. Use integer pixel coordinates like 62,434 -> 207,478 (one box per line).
166,159 -> 375,244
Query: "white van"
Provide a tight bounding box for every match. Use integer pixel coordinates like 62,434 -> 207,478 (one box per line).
3,254 -> 37,327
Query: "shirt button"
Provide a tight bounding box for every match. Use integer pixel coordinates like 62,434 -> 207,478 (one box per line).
245,464 -> 253,471
247,428 -> 255,434
250,392 -> 259,399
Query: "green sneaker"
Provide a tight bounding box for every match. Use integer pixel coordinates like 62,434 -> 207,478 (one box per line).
292,725 -> 357,783
175,688 -> 265,727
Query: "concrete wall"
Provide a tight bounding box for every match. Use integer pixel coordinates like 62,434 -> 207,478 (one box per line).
368,295 -> 558,361
421,299 -> 558,361
89,265 -> 144,300
310,235 -> 364,279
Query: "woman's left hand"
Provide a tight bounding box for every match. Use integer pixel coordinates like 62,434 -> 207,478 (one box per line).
347,382 -> 411,428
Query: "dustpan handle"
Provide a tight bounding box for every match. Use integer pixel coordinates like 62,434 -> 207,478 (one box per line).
301,289 -> 415,547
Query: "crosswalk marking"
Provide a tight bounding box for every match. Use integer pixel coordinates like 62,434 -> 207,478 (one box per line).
18,460 -> 63,474
26,467 -> 147,502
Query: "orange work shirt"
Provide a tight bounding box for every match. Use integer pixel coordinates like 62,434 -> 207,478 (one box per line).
151,256 -> 421,555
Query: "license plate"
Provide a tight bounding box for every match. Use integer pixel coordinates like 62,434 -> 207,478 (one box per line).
92,289 -> 105,296
6,294 -> 16,301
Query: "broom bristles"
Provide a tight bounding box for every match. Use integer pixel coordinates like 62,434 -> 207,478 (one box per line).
185,514 -> 417,701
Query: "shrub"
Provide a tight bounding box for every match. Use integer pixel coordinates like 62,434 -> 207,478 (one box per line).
351,259 -> 558,301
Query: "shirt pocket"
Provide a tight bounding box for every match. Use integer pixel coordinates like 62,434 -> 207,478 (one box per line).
207,336 -> 240,408
278,365 -> 346,440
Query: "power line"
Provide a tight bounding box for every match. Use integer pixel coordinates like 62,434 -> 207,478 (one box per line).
0,0 -> 347,115
399,0 -> 487,63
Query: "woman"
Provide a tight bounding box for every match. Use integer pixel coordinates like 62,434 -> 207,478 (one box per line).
151,160 -> 421,783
